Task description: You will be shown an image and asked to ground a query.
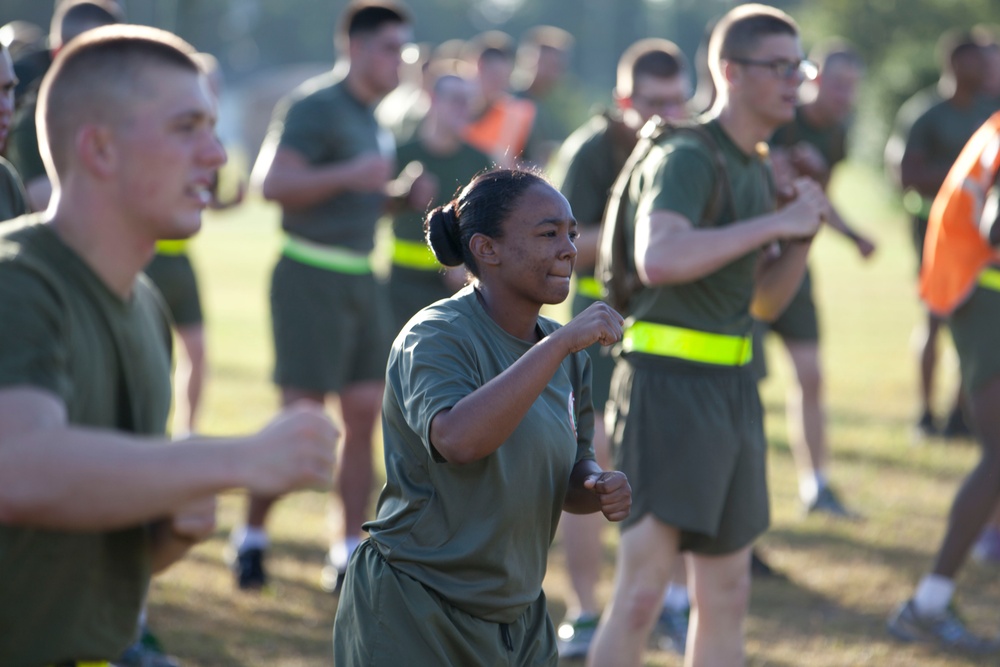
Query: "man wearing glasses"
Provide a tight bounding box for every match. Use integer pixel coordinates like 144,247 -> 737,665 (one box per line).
587,5 -> 830,665
547,37 -> 692,660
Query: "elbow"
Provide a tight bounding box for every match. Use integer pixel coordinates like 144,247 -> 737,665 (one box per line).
431,437 -> 480,465
638,261 -> 689,287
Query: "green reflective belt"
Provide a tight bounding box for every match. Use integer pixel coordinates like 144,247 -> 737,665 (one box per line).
622,321 -> 753,366
281,234 -> 372,275
576,275 -> 604,300
156,239 -> 189,256
979,267 -> 1000,292
49,662 -> 112,667
391,237 -> 440,271
902,190 -> 933,220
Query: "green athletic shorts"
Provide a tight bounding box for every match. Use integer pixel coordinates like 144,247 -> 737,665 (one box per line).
144,253 -> 203,327
333,540 -> 558,666
270,256 -> 392,393
572,292 -> 615,411
950,284 -> 1000,395
769,268 -> 819,342
608,354 -> 770,555
387,266 -> 454,334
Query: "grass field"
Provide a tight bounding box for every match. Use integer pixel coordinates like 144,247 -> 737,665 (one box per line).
148,162 -> 1000,666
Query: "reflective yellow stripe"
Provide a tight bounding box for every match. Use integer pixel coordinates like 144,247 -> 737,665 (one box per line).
622,321 -> 753,366
576,276 -> 604,300
156,239 -> 189,255
391,237 -> 440,270
281,234 -> 372,275
979,267 -> 1000,292
47,662 -> 111,667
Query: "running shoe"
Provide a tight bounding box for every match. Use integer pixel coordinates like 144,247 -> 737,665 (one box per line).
653,606 -> 689,654
806,486 -> 862,521
556,614 -> 600,660
227,546 -> 267,590
887,599 -> 1000,654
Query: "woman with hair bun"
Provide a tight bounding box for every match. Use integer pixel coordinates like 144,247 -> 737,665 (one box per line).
333,167 -> 631,666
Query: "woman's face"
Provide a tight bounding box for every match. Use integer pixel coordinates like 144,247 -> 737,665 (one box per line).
489,183 -> 578,306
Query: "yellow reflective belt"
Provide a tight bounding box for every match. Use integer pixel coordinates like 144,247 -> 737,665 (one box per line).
979,267 -> 1000,292
156,239 -> 189,255
576,276 -> 604,300
622,321 -> 753,366
281,234 -> 372,275
47,662 -> 111,667
391,237 -> 440,270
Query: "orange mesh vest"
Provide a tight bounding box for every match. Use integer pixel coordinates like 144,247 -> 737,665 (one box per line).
919,111 -> 1000,317
464,95 -> 536,168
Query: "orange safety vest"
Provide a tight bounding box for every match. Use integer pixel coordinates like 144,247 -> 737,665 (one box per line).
464,95 -> 536,168
919,111 -> 1000,317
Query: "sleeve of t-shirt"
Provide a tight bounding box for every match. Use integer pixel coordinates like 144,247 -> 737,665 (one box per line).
0,162 -> 28,220
0,262 -> 71,400
571,350 -> 595,464
276,93 -> 334,165
639,142 -> 716,228
560,138 -> 611,226
393,316 -> 483,461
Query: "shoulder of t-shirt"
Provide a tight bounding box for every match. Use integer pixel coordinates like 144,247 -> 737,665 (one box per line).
284,72 -> 345,110
0,220 -> 66,307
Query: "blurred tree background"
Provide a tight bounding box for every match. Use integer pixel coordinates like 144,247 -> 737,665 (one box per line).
3,0 -> 1000,162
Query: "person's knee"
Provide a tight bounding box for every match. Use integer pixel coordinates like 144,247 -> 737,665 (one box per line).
177,325 -> 206,368
341,383 -> 384,440
692,563 -> 751,620
616,582 -> 665,630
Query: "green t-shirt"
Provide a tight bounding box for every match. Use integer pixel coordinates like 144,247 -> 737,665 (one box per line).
0,157 -> 28,222
550,112 -> 635,279
770,106 -> 847,170
268,73 -> 394,251
367,286 -> 594,624
628,119 -> 774,337
0,218 -> 172,667
905,97 -> 995,192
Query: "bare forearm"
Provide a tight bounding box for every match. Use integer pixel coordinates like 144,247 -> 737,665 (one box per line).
430,335 -> 569,464
0,428 -> 251,530
563,458 -> 603,514
639,214 -> 787,286
261,161 -> 358,210
751,240 -> 812,321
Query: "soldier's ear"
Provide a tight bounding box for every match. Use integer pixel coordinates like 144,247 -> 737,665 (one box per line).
469,233 -> 500,267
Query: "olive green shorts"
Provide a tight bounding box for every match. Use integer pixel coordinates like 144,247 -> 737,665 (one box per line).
333,540 -> 558,667
950,284 -> 1000,395
608,354 -> 770,555
572,292 -> 615,411
270,256 -> 392,393
387,266 -> 454,333
144,253 -> 203,327
768,269 -> 819,342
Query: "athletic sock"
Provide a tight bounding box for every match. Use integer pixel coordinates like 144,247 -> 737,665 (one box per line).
662,583 -> 690,612
799,471 -> 829,506
328,536 -> 362,571
231,525 -> 269,553
913,574 -> 955,617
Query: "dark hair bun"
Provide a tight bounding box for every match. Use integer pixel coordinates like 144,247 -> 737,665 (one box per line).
425,203 -> 464,267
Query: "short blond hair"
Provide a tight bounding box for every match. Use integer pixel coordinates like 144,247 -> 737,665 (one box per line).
37,24 -> 198,178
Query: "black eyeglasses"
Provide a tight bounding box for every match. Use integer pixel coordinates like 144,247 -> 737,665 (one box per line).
727,57 -> 818,81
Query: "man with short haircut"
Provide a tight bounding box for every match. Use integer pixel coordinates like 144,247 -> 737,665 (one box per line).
514,24 -> 575,166
387,67 -> 492,330
587,6 -> 829,665
242,0 -> 410,592
765,40 -> 875,519
0,43 -> 28,221
886,30 -> 993,439
7,0 -> 124,212
0,25 -> 338,667
548,37 -> 692,659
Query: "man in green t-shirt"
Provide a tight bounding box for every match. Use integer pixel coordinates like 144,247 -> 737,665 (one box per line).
387,68 -> 492,331
765,41 -> 875,519
0,26 -> 339,667
588,6 -> 830,666
887,31 -> 994,440
241,1 -> 410,593
548,37 -> 692,659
